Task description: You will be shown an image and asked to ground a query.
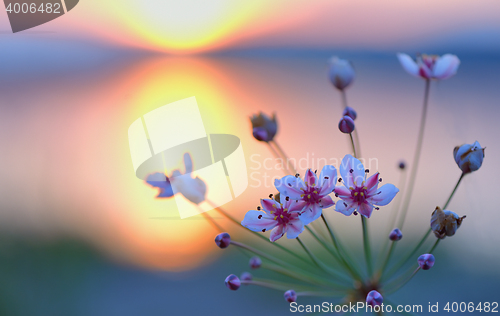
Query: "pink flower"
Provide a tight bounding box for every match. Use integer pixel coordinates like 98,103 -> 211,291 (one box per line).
275,166 -> 337,224
241,198 -> 305,242
397,53 -> 460,80
334,155 -> 399,218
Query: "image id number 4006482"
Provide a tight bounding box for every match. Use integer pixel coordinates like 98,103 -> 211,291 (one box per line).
6,3 -> 61,14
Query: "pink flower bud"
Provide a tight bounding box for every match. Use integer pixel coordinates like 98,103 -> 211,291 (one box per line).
215,233 -> 231,249
398,161 -> 406,170
338,115 -> 355,134
249,256 -> 262,269
240,272 -> 252,282
225,274 -> 241,291
418,254 -> 435,270
366,290 -> 383,306
284,290 -> 297,303
389,228 -> 403,241
342,106 -> 357,120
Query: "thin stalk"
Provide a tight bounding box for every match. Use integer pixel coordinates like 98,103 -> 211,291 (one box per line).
321,214 -> 363,281
428,239 -> 440,254
242,279 -> 313,292
296,290 -> 345,297
384,267 -> 421,294
361,216 -> 373,278
262,263 -> 347,289
341,89 -> 348,109
349,133 -> 357,158
377,241 -> 396,281
266,142 -> 288,174
230,241 -> 341,287
397,79 -> 431,230
443,173 -> 465,209
340,89 -> 362,158
296,237 -> 340,278
271,140 -> 297,175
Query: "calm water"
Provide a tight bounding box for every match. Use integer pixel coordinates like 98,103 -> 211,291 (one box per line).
1,40 -> 499,314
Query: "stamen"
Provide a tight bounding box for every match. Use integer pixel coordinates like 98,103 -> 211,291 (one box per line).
360,192 -> 364,196
325,176 -> 329,179
280,215 -> 284,218
314,170 -> 317,174
313,191 -> 318,194
379,178 -> 382,182
353,211 -> 358,216
284,208 -> 288,212
258,215 -> 262,219
269,194 -> 273,198
350,169 -> 354,173
375,207 -> 380,210
285,196 -> 290,201
338,178 -> 342,182
257,206 -> 261,210
363,187 -> 368,190
307,195 -> 311,199
349,187 -> 354,190
295,173 -> 300,178
274,216 -> 278,220
300,194 -> 305,198
335,193 -> 339,197
365,169 -> 369,173
354,192 -> 358,196
262,229 -> 266,232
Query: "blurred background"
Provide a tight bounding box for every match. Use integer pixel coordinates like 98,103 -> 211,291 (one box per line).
0,0 -> 499,315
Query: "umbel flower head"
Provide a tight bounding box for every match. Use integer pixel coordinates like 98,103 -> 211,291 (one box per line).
275,165 -> 337,224
146,153 -> 206,204
250,112 -> 277,142
397,53 -> 460,80
328,56 -> 355,90
334,155 -> 399,218
241,197 -> 305,242
430,206 -> 466,239
453,141 -> 485,174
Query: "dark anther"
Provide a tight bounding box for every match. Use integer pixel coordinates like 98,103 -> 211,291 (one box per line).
257,206 -> 261,210
318,199 -> 322,203
365,169 -> 369,173
285,196 -> 290,201
258,215 -> 262,219
288,183 -> 292,187
379,178 -> 383,182
338,178 -> 342,182
295,173 -> 300,178
353,211 -> 358,216
314,170 -> 317,174
262,229 -> 266,232
325,176 -> 329,179
335,193 -> 339,197
350,169 -> 354,173
343,202 -> 348,207
375,207 -> 380,210
269,194 -> 273,198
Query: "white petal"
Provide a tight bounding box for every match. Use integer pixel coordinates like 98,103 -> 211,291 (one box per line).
299,203 -> 322,225
397,53 -> 420,77
241,210 -> 276,232
340,154 -> 365,188
335,200 -> 355,216
319,165 -> 337,195
433,54 -> 460,80
369,184 -> 399,206
275,175 -> 305,200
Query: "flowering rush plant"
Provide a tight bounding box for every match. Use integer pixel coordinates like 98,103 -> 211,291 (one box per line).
147,53 -> 484,314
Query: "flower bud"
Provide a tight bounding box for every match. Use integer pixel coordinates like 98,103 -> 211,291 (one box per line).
418,254 -> 435,270
328,57 -> 355,90
250,113 -> 277,142
430,206 -> 465,239
366,290 -> 383,306
389,228 -> 403,241
215,232 -> 231,249
453,141 -> 485,174
342,106 -> 357,120
338,116 -> 355,134
225,274 -> 241,290
240,272 -> 252,283
398,161 -> 406,170
284,290 -> 297,303
249,256 -> 262,269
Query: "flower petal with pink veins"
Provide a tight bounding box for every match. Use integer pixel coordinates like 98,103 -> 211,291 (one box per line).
304,169 -> 318,187
270,225 -> 285,242
260,198 -> 281,214
433,54 -> 460,80
335,200 -> 356,216
299,203 -> 322,225
369,184 -> 399,206
365,172 -> 380,191
334,186 -> 352,199
397,53 -> 420,77
320,196 -> 335,209
358,202 -> 374,218
284,218 -> 305,239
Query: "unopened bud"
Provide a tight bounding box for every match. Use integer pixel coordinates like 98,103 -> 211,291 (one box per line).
366,290 -> 383,306
250,113 -> 277,142
338,115 -> 355,134
249,256 -> 262,269
389,228 -> 403,241
342,106 -> 357,120
418,254 -> 435,270
430,206 -> 465,239
453,141 -> 485,174
240,272 -> 252,283
225,274 -> 241,290
215,232 -> 231,249
284,290 -> 297,303
328,57 -> 355,90
398,161 -> 406,170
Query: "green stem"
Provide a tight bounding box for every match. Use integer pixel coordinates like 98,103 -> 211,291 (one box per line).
321,214 -> 363,281
349,133 -> 357,158
266,142 -> 288,174
296,237 -> 342,279
242,279 -> 314,292
443,173 -> 465,209
341,89 -> 348,109
384,267 -> 421,294
361,216 -> 373,278
378,241 -> 396,281
429,239 -> 440,254
340,89 -> 361,158
397,79 -> 431,231
271,140 -> 297,175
